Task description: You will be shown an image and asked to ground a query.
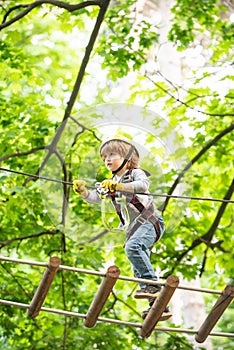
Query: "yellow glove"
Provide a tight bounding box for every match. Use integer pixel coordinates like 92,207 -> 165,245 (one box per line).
101,180 -> 124,192
73,180 -> 87,196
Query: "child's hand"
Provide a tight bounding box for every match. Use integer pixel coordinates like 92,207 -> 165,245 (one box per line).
73,180 -> 87,196
101,180 -> 124,192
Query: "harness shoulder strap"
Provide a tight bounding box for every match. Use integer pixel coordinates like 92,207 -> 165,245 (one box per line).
109,192 -> 125,226
118,168 -> 148,214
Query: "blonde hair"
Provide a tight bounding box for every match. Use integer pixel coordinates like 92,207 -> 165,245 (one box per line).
100,140 -> 139,169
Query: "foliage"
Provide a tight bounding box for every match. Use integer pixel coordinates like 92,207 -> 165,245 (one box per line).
0,0 -> 233,349
168,0 -> 234,57
96,0 -> 159,80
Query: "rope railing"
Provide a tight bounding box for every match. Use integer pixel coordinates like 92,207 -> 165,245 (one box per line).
0,299 -> 233,339
0,255 -> 223,295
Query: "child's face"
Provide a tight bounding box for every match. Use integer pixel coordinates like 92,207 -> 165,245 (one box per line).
102,152 -> 124,173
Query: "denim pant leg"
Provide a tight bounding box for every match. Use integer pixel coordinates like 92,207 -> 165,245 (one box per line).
125,221 -> 157,289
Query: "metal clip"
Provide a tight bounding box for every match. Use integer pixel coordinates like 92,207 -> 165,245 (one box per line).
136,215 -> 147,225
95,182 -> 109,199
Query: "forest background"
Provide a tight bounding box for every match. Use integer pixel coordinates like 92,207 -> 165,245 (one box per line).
0,0 -> 233,349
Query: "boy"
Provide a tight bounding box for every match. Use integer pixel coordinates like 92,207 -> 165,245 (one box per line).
73,137 -> 171,319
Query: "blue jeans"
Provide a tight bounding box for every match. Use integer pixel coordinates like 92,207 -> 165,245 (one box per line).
125,221 -> 163,289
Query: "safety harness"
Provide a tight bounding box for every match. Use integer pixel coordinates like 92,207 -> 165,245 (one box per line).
109,169 -> 162,242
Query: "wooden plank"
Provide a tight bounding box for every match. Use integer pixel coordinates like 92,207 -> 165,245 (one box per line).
28,256 -> 60,318
84,265 -> 120,328
140,275 -> 179,338
195,285 -> 234,343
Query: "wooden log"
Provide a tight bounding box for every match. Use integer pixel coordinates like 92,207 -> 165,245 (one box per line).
28,256 -> 60,318
84,265 -> 120,328
140,275 -> 179,338
195,285 -> 234,343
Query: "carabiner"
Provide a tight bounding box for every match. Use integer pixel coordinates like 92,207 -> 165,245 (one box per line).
95,182 -> 109,199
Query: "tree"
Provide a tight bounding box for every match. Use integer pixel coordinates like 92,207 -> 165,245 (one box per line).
0,0 -> 233,349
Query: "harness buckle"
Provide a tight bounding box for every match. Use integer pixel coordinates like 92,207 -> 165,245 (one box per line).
122,174 -> 132,182
136,215 -> 147,225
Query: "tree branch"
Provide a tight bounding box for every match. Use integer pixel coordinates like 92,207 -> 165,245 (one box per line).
75,229 -> 109,246
145,74 -> 234,117
24,0 -> 111,184
0,0 -> 100,30
199,240 -> 229,277
0,146 -> 47,162
1,263 -> 32,299
0,229 -> 60,248
199,245 -> 208,277
160,123 -> 234,212
69,115 -> 101,147
175,178 -> 234,264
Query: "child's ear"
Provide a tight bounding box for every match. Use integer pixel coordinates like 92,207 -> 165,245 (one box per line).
127,159 -> 134,168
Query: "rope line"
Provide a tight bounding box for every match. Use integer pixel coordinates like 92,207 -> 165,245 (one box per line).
0,299 -> 233,338
0,167 -> 233,204
0,256 -> 223,295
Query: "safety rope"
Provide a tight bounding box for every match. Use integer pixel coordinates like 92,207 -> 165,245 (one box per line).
0,167 -> 233,204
